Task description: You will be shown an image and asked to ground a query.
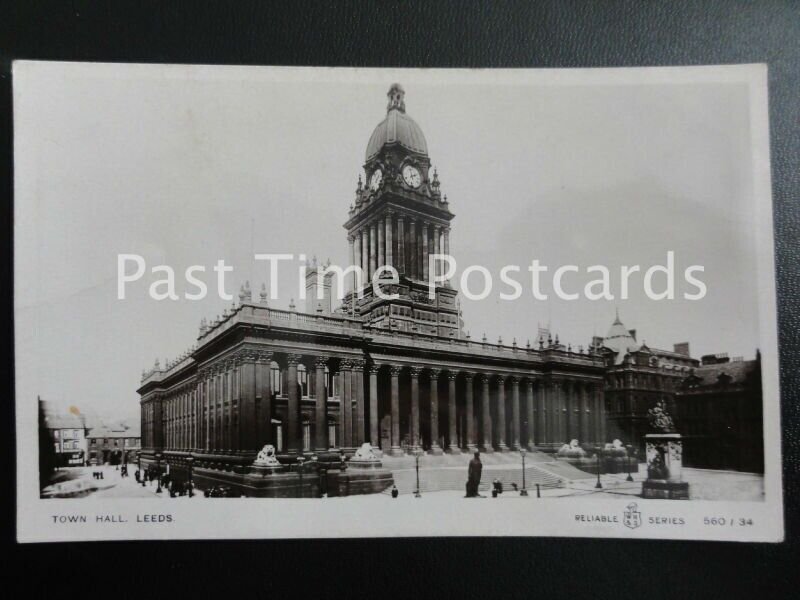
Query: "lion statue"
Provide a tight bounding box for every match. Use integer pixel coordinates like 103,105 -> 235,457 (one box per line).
254,444 -> 281,466
557,439 -> 587,458
351,442 -> 378,462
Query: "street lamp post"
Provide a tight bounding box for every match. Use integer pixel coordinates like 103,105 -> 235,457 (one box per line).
519,448 -> 529,496
413,448 -> 422,498
625,445 -> 634,482
187,456 -> 194,497
595,447 -> 603,489
297,456 -> 306,498
155,453 -> 162,494
138,452 -> 146,487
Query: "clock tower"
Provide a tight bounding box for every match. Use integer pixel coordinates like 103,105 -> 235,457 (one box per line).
341,84 -> 461,337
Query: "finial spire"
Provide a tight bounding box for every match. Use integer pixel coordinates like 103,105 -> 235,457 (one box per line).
387,83 -> 406,113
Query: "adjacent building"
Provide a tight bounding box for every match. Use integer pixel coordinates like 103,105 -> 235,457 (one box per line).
675,353 -> 763,473
86,420 -> 141,465
41,400 -> 88,467
597,313 -> 763,472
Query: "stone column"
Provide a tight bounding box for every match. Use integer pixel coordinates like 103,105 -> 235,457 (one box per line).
409,220 -> 417,279
238,353 -> 256,452
341,360 -> 352,449
443,228 -> 451,283
580,382 -> 590,444
397,216 -> 405,275
433,225 -> 441,278
353,359 -> 366,445
385,212 -> 393,269
447,372 -> 460,454
567,381 -> 578,441
421,222 -> 429,283
410,367 -> 421,451
369,364 -> 380,448
537,380 -> 547,446
361,229 -> 369,280
390,366 -> 402,456
481,375 -> 494,452
465,373 -> 476,451
598,384 -> 607,445
207,373 -> 213,451
227,366 -> 234,451
369,222 -> 377,281
557,380 -> 567,445
526,379 -> 535,449
208,370 -> 214,451
429,369 -> 443,455
257,351 -> 273,446
314,356 -> 328,452
377,219 -> 384,272
286,354 -> 301,454
217,368 -> 223,451
349,235 -> 358,294
510,376 -> 521,450
547,380 -> 558,445
203,371 -> 210,451
496,376 -> 509,451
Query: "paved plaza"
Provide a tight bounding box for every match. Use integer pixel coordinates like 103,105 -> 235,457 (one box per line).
52,462 -> 764,502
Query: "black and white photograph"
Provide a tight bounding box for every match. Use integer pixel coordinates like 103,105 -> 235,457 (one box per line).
14,62 -> 783,542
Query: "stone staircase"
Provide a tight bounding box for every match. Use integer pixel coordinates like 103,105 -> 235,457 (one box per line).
380,450 -> 592,495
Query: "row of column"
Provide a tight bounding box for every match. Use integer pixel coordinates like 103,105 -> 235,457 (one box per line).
383,368 -> 606,456
194,350 -> 273,455
163,387 -> 197,450
145,355 -> 607,458
348,214 -> 451,285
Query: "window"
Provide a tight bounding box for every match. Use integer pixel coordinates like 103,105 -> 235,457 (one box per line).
270,362 -> 282,395
298,364 -> 308,397
328,422 -> 337,449
303,423 -> 311,451
53,430 -> 60,439
54,443 -> 59,452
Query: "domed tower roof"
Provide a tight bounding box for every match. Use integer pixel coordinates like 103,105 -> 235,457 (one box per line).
365,84 -> 428,161
604,310 -> 640,364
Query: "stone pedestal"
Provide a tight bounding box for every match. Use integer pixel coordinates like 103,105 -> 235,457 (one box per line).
334,443 -> 394,496
642,434 -> 690,500
429,444 -> 444,456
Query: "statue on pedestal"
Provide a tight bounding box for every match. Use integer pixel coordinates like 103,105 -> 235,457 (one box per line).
647,400 -> 676,433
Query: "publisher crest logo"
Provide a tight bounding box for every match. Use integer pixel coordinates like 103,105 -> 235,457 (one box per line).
623,503 -> 642,529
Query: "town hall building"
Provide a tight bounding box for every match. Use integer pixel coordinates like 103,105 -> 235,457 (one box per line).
137,84 -> 763,492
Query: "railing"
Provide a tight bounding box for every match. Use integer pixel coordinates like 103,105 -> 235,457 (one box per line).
143,302 -> 604,385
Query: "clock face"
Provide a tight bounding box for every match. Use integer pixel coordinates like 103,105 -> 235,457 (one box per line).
369,169 -> 383,191
402,165 -> 421,188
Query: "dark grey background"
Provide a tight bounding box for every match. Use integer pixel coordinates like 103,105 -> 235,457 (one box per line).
1,1 -> 798,597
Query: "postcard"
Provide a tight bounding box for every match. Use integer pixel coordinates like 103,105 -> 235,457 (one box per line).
14,62 -> 783,542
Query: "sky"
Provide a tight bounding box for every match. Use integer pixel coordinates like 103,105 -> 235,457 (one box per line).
14,63 -> 767,417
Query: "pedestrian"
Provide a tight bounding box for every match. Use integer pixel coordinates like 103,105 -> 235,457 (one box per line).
465,451 -> 483,497
492,478 -> 503,498
391,485 -> 399,498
